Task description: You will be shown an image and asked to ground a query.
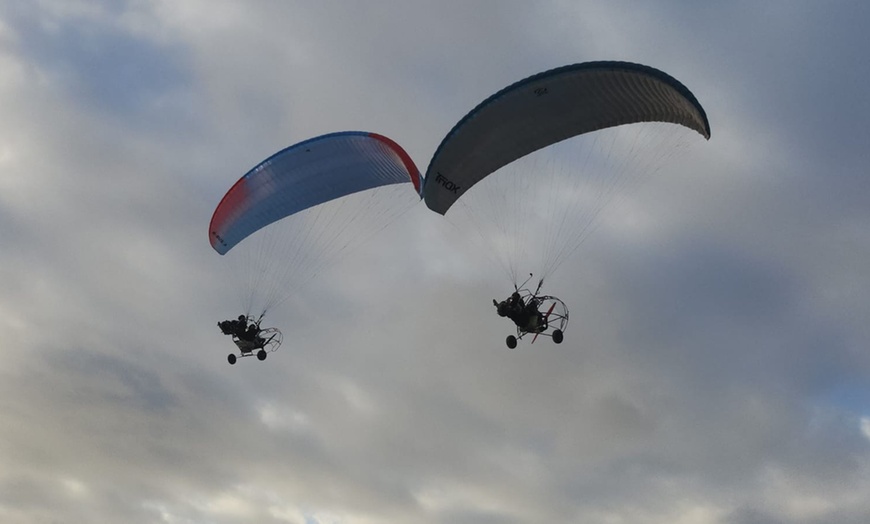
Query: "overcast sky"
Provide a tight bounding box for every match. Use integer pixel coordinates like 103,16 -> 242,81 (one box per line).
1,1 -> 869,523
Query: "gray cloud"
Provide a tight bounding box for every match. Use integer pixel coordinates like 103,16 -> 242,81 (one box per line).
1,1 -> 869,522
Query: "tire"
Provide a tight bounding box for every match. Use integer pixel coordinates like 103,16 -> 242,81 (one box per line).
552,329 -> 563,344
227,354 -> 237,365
506,335 -> 517,349
257,349 -> 267,361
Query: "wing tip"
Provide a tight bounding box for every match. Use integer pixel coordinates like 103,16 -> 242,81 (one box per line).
368,132 -> 423,196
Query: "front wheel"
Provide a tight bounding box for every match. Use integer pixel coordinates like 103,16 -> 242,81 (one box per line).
257,349 -> 267,361
552,329 -> 563,344
506,335 -> 517,349
227,354 -> 237,365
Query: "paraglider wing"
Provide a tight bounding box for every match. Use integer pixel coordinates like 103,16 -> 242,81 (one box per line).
423,61 -> 710,215
210,131 -> 421,255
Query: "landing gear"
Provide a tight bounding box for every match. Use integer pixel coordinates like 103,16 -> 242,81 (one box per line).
506,335 -> 518,349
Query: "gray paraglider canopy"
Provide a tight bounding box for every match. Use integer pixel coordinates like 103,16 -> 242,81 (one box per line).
423,61 -> 710,216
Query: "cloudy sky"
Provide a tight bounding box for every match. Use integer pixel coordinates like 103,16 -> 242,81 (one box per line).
2,1 -> 869,522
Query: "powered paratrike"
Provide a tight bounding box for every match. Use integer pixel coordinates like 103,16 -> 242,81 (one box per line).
494,275 -> 568,348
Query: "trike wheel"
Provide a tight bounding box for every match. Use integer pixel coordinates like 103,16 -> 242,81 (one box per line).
257,349 -> 267,361
506,335 -> 517,349
552,329 -> 563,344
227,354 -> 237,365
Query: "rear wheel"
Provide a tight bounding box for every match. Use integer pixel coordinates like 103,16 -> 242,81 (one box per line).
257,349 -> 267,361
227,354 -> 237,365
552,329 -> 563,344
506,335 -> 517,349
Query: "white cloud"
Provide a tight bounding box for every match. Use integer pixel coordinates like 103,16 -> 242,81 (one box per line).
258,402 -> 311,433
